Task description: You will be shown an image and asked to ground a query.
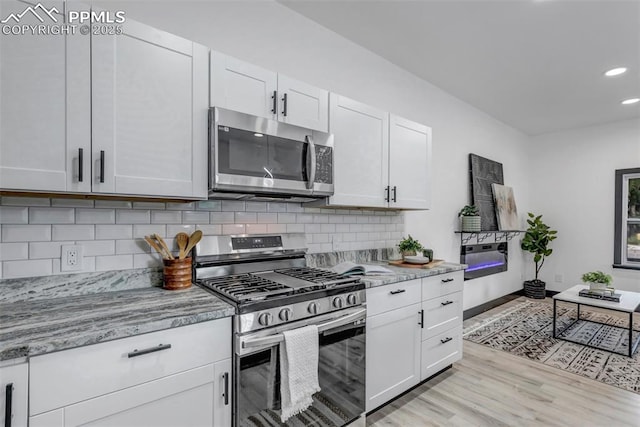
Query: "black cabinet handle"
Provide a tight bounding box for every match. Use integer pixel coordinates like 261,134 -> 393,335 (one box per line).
440,337 -> 453,344
384,186 -> 390,202
99,150 -> 105,183
271,90 -> 277,114
127,343 -> 172,358
441,278 -> 454,283
389,289 -> 406,295
78,148 -> 84,182
441,300 -> 454,306
222,372 -> 229,405
392,186 -> 397,202
282,93 -> 288,116
418,310 -> 424,328
5,383 -> 13,427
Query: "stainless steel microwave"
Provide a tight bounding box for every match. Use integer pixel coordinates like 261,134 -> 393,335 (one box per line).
208,108 -> 334,202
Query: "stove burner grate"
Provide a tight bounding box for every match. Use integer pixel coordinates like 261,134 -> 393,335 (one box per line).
199,274 -> 291,302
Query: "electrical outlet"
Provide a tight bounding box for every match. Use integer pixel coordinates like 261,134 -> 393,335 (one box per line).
61,244 -> 83,272
554,273 -> 564,283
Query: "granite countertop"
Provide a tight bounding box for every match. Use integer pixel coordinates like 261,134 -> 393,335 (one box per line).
0,285 -> 234,362
355,262 -> 467,288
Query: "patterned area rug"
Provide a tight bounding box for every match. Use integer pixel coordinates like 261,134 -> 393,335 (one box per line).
463,298 -> 640,395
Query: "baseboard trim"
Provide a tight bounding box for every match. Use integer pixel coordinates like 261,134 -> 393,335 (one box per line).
463,289 -> 560,320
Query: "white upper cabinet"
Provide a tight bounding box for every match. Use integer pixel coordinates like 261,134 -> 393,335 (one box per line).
92,19 -> 208,198
311,94 -> 432,209
328,94 -> 389,208
210,51 -> 277,119
0,4 -> 208,199
0,0 -> 90,193
277,74 -> 329,132
389,114 -> 432,209
210,52 -> 329,132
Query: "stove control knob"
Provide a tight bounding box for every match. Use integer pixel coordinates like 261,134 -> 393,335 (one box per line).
258,312 -> 273,327
279,308 -> 293,321
332,297 -> 344,309
347,294 -> 358,305
307,302 -> 319,315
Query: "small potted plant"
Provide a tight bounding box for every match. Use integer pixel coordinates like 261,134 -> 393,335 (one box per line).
582,271 -> 614,293
398,235 -> 423,259
458,205 -> 481,232
520,212 -> 557,299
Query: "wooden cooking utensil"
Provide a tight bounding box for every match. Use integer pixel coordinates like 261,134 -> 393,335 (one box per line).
153,233 -> 174,260
144,236 -> 167,259
175,232 -> 189,259
183,230 -> 203,258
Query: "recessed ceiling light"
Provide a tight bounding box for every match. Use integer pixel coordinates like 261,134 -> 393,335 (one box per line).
621,98 -> 639,105
605,67 -> 627,77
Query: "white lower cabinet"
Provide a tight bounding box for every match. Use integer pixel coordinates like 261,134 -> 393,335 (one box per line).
0,361 -> 28,427
365,271 -> 464,412
29,318 -> 232,427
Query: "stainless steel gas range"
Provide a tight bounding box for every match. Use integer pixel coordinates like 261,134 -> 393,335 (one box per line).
194,234 -> 366,427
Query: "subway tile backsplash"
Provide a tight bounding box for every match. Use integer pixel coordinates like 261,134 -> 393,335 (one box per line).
0,197 -> 404,279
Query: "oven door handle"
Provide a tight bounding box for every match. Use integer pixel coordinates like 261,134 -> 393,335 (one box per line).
241,308 -> 366,349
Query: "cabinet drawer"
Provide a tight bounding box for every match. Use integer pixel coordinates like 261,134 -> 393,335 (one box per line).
366,279 -> 421,317
421,271 -> 463,301
30,318 -> 231,416
420,325 -> 462,381
421,292 -> 462,340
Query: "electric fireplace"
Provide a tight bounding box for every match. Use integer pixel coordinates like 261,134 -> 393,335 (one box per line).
460,242 -> 508,280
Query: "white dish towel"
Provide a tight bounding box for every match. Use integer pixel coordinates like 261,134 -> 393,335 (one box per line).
279,324 -> 321,422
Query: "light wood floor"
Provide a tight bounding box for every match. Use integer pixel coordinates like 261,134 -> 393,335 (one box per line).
367,301 -> 640,426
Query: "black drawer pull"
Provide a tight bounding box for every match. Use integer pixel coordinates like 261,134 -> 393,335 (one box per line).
392,186 -> 397,202
223,372 -> 229,405
271,90 -> 277,114
440,337 -> 453,344
441,300 -> 454,306
127,343 -> 172,358
99,150 -> 105,183
389,289 -> 406,295
441,278 -> 454,283
282,93 -> 288,116
418,309 -> 424,328
5,383 -> 13,427
384,186 -> 390,202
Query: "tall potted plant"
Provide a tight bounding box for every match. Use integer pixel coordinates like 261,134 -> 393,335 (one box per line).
520,212 -> 557,299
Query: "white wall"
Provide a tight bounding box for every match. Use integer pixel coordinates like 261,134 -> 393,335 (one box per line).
87,0 -> 531,309
527,118 -> 640,292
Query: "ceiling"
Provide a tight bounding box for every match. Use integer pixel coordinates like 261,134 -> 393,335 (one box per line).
280,0 -> 640,136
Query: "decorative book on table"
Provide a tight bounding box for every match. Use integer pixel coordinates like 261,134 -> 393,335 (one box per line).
578,289 -> 621,302
330,261 -> 395,276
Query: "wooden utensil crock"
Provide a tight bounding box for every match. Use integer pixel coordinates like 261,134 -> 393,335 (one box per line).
163,257 -> 192,290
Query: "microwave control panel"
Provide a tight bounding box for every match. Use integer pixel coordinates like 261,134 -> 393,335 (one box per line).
314,146 -> 333,184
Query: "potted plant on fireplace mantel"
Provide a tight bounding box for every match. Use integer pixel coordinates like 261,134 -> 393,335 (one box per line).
458,204 -> 481,232
520,212 -> 558,299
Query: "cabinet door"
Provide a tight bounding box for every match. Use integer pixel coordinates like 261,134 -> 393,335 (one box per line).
60,364 -> 215,427
277,74 -> 328,132
0,0 -> 90,193
210,51 -> 277,119
213,358 -> 232,427
0,362 -> 28,427
366,303 -> 421,412
92,18 -> 208,198
388,115 -> 432,209
329,94 -> 389,208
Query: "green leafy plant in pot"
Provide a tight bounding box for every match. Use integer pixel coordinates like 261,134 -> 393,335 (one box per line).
520,212 -> 557,299
398,235 -> 423,259
458,204 -> 481,232
582,271 -> 614,293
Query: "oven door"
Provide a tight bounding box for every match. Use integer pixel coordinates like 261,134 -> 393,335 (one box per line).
235,307 -> 366,427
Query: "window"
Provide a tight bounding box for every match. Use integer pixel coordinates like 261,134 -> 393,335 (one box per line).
614,168 -> 640,269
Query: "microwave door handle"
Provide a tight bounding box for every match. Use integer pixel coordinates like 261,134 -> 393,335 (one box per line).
241,308 -> 366,350
305,135 -> 316,190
